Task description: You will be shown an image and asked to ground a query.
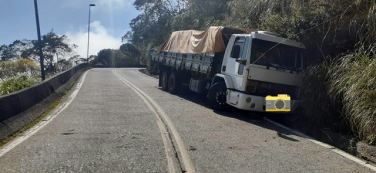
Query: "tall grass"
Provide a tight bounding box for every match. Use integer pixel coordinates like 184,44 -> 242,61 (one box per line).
299,60 -> 344,129
300,45 -> 376,143
329,45 -> 376,141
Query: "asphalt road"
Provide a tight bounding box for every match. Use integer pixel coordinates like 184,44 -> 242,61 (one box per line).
0,68 -> 374,173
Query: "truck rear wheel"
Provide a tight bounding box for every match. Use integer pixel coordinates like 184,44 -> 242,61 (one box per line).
168,71 -> 180,94
161,71 -> 169,91
208,82 -> 229,110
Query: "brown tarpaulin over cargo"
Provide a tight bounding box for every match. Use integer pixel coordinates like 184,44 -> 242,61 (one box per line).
156,26 -> 255,54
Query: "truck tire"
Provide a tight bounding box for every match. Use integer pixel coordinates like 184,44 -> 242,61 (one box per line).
208,82 -> 230,110
161,71 -> 169,91
168,71 -> 180,94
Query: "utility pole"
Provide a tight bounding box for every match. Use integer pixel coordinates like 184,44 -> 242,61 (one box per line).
34,0 -> 45,80
87,4 -> 95,64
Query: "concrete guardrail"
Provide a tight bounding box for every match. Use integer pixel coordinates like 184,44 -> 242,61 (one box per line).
0,63 -> 89,140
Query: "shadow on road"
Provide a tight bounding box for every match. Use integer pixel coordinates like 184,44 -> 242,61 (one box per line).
162,87 -> 360,153
160,87 -> 302,142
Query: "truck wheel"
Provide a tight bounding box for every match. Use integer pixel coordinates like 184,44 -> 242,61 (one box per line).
168,71 -> 180,94
161,71 -> 169,91
208,82 -> 229,110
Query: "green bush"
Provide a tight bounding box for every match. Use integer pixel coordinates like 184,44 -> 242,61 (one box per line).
0,74 -> 40,95
0,59 -> 40,81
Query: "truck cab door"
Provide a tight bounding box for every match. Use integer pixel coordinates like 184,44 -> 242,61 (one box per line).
222,36 -> 249,91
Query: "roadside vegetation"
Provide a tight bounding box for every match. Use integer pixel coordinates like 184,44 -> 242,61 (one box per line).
329,46 -> 376,144
124,0 -> 376,144
0,59 -> 40,95
91,43 -> 141,67
0,30 -> 83,96
0,74 -> 40,95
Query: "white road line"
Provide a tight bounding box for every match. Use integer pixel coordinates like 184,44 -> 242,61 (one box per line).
0,70 -> 90,157
113,69 -> 195,173
265,118 -> 376,172
114,70 -> 180,173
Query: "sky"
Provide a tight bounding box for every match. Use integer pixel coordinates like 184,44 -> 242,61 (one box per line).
0,0 -> 141,58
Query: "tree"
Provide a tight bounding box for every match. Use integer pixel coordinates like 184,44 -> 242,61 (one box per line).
0,59 -> 39,81
0,44 -> 15,61
96,49 -> 138,67
21,30 -> 77,73
57,59 -> 72,72
119,43 -> 141,64
88,55 -> 97,64
0,40 -> 32,61
97,49 -> 118,67
69,55 -> 81,66
121,31 -> 134,43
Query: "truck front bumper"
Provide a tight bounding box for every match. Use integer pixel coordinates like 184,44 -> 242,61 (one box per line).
226,90 -> 300,113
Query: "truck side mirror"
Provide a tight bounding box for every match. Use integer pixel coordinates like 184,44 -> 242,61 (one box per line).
231,45 -> 241,59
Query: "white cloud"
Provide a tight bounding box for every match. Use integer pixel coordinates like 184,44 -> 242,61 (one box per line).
94,0 -> 133,9
61,0 -> 133,10
65,20 -> 122,58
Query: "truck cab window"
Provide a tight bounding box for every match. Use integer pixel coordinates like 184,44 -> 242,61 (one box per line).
231,45 -> 241,58
229,36 -> 248,75
250,39 -> 303,71
230,37 -> 245,59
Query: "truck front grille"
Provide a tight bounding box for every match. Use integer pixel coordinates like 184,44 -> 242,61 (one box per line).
245,80 -> 300,99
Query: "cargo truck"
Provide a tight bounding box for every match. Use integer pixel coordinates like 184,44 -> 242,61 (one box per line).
150,26 -> 305,112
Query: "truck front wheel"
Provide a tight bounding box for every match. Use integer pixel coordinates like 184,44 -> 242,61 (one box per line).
161,71 -> 169,91
208,82 -> 229,110
168,71 -> 180,94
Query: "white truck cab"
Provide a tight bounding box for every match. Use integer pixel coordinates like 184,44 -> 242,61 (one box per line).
218,31 -> 305,112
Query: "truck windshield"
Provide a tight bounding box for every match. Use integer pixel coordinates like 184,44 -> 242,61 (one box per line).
250,39 -> 303,71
